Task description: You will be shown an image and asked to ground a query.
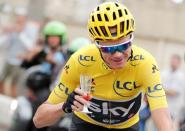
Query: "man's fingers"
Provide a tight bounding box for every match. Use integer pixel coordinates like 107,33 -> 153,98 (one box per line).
74,88 -> 92,100
75,95 -> 89,105
74,88 -> 84,96
71,104 -> 83,112
73,100 -> 83,108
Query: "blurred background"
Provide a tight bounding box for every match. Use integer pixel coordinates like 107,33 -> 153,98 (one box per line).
0,0 -> 185,131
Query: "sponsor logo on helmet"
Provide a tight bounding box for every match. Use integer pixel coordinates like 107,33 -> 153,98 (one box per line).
78,55 -> 96,67
147,84 -> 166,98
87,93 -> 142,125
113,81 -> 141,97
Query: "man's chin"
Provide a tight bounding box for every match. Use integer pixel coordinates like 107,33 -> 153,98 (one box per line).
110,63 -> 125,69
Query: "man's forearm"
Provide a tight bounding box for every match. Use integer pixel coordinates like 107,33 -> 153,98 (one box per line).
33,102 -> 64,128
151,108 -> 174,131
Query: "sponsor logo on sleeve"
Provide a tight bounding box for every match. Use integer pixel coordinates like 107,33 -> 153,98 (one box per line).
147,84 -> 166,97
54,82 -> 70,98
57,82 -> 70,95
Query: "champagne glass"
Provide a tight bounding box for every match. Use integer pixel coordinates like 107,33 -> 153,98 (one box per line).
80,74 -> 92,113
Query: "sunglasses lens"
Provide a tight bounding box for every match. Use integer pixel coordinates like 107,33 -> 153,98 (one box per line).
100,47 -> 114,53
117,42 -> 131,52
100,42 -> 131,54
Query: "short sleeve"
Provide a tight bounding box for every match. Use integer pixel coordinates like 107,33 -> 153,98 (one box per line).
140,55 -> 168,111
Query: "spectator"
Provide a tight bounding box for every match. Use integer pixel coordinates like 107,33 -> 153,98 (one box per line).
21,21 -> 67,83
161,54 -> 185,130
10,67 -> 51,131
0,9 -> 38,97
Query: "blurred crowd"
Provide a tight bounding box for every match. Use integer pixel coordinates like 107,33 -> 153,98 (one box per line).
0,5 -> 185,131
0,6 -> 90,131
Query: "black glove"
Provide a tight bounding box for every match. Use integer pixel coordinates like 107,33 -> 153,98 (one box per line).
62,91 -> 78,113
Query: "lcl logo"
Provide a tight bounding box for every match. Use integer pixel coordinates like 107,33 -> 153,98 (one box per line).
113,81 -> 141,97
78,55 -> 96,67
129,55 -> 144,61
147,84 -> 166,98
79,55 -> 95,61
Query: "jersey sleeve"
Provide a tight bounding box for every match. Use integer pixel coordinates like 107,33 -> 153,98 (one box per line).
140,55 -> 168,111
48,56 -> 80,104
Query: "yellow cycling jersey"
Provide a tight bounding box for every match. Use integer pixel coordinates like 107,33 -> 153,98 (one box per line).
48,44 -> 168,129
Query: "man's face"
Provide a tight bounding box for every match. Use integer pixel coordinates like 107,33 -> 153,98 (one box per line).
97,34 -> 132,69
15,15 -> 26,32
47,36 -> 60,49
170,55 -> 181,71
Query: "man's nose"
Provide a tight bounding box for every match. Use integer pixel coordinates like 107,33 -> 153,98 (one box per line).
112,51 -> 123,57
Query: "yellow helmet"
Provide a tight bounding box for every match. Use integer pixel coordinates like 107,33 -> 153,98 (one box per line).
88,2 -> 135,41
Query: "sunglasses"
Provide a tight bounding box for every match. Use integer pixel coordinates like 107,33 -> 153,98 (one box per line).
96,34 -> 133,54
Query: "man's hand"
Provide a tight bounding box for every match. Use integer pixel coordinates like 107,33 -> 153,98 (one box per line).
62,88 -> 91,113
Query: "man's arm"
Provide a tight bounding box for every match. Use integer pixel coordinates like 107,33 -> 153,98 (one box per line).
138,53 -> 174,131
33,101 -> 64,128
33,54 -> 81,128
151,108 -> 174,131
33,88 -> 89,128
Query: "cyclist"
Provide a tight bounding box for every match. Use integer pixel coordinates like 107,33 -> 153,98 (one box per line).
33,2 -> 173,131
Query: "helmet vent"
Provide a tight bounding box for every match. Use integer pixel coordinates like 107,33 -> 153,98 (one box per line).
97,6 -> 100,11
113,12 -> 116,20
97,14 -> 102,21
104,14 -> 109,21
131,19 -> 134,28
118,9 -> 123,17
89,29 -> 94,36
109,25 -> 117,37
124,9 -> 128,15
100,26 -> 108,37
106,7 -> 110,10
94,27 -> 101,36
92,15 -> 95,22
126,20 -> 129,30
91,28 -> 96,36
95,38 -> 103,41
115,3 -> 119,7
120,21 -> 124,34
